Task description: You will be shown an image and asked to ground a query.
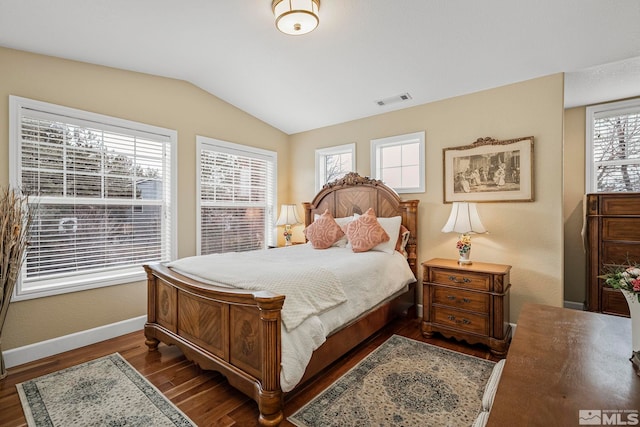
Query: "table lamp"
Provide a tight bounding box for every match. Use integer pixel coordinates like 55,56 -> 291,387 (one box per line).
441,202 -> 487,265
276,204 -> 302,246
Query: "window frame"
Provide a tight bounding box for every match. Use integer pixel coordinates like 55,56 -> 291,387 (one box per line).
370,131 -> 425,194
586,98 -> 640,193
196,136 -> 278,255
315,143 -> 356,192
9,96 -> 177,301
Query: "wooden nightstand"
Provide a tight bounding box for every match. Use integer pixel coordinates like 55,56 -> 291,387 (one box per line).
421,258 -> 511,357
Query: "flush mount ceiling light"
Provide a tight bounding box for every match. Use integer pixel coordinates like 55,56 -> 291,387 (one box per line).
272,0 -> 320,36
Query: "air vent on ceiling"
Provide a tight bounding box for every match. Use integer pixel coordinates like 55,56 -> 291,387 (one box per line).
376,93 -> 412,106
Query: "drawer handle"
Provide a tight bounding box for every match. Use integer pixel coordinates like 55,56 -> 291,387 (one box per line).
446,296 -> 471,304
447,314 -> 471,325
448,275 -> 471,284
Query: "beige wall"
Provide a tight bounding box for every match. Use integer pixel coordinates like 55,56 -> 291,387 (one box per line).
0,47 -> 290,349
563,106 -> 587,304
289,74 -> 566,323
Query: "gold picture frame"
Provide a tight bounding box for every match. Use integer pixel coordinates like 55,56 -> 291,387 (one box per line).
443,136 -> 534,203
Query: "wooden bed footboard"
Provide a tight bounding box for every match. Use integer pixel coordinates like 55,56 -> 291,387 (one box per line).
144,263 -> 286,426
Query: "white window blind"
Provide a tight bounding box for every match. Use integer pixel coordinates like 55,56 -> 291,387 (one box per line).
587,99 -> 640,193
10,96 -> 176,299
371,131 -> 425,193
197,136 -> 276,254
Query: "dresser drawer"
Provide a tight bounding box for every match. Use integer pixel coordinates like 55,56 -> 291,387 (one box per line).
600,194 -> 640,215
602,287 -> 631,316
602,218 -> 640,241
433,306 -> 489,335
430,268 -> 490,291
601,241 -> 640,264
433,287 -> 489,312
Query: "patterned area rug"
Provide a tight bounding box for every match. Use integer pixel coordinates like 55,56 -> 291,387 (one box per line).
289,335 -> 495,427
16,353 -> 195,427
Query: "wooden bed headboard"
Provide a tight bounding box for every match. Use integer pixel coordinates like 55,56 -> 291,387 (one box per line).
302,172 -> 419,276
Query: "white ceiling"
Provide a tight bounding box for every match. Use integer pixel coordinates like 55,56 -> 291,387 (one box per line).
1,0 -> 639,135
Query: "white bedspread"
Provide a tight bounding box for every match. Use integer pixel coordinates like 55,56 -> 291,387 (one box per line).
168,251 -> 347,331
168,244 -> 416,392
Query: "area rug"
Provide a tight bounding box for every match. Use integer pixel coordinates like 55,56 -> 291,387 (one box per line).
289,335 -> 495,427
16,353 -> 195,427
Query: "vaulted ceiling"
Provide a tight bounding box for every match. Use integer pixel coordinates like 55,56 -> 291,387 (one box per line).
1,0 -> 639,134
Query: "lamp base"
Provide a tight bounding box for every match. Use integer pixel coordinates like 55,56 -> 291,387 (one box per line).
284,224 -> 292,246
458,251 -> 472,265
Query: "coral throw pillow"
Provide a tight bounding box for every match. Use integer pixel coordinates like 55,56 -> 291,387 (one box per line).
344,208 -> 390,252
304,210 -> 345,249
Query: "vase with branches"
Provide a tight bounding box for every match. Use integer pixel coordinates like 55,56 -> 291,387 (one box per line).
0,187 -> 33,379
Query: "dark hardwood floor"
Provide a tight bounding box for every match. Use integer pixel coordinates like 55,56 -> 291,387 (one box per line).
0,316 -> 499,426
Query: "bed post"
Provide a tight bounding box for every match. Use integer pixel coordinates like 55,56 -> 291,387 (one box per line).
400,199 -> 419,277
144,265 -> 160,351
255,296 -> 284,426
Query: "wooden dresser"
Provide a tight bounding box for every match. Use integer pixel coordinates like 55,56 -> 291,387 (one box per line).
421,258 -> 511,357
488,303 -> 640,426
586,192 -> 640,316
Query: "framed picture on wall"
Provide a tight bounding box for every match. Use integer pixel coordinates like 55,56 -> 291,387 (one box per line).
443,136 -> 534,203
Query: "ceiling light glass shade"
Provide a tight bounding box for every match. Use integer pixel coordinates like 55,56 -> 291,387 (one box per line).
272,0 -> 320,36
441,202 -> 487,234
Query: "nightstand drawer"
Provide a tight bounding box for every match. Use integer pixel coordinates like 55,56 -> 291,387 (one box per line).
430,268 -> 490,291
433,287 -> 489,312
433,306 -> 488,335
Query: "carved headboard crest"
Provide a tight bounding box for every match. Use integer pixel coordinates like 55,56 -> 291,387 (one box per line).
322,172 -> 384,189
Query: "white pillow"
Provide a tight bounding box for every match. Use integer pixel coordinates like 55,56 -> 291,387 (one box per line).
352,213 -> 402,254
313,214 -> 353,247
482,358 -> 506,411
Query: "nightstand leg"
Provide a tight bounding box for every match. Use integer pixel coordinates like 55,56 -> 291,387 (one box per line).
421,321 -> 434,338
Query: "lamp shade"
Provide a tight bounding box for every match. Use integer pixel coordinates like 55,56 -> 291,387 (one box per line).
272,0 -> 320,35
441,202 -> 487,234
276,204 -> 302,226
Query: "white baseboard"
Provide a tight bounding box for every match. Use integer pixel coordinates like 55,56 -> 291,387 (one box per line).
3,315 -> 146,369
564,301 -> 585,311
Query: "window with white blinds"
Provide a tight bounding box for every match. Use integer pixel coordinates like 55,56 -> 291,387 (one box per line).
587,98 -> 640,193
9,96 -> 177,300
197,136 -> 277,254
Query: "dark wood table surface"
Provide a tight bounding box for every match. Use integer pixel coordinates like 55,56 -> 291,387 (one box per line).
488,303 -> 640,426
